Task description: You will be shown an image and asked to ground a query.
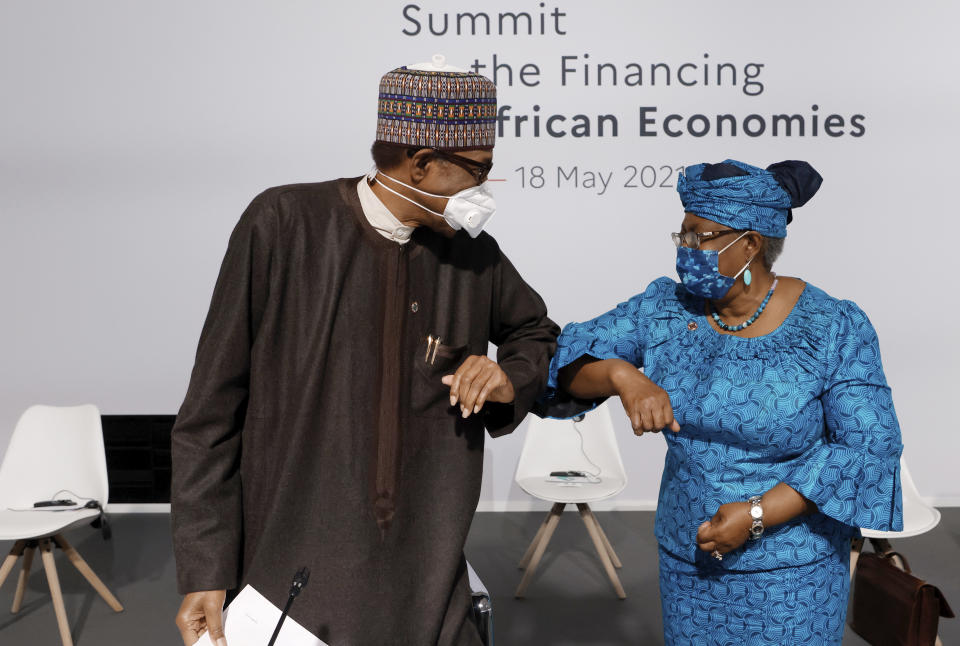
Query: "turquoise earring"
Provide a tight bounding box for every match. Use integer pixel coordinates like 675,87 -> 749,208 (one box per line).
743,263 -> 753,286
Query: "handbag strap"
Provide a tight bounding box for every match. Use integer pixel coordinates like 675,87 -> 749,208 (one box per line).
879,550 -> 912,573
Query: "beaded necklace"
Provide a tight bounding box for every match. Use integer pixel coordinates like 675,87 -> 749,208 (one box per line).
709,277 -> 779,332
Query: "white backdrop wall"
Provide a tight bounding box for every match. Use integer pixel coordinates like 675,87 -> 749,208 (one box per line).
2,1 -> 958,509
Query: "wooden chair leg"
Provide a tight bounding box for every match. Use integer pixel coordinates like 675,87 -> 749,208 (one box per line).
519,503 -> 563,569
12,543 -> 36,613
40,538 -> 74,646
515,503 -> 564,598
850,537 -> 864,582
52,534 -> 123,612
0,540 -> 27,590
578,503 -> 626,599
585,507 -> 623,568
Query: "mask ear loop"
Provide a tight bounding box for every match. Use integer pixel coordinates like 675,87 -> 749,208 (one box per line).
377,170 -> 445,200
718,231 -> 757,284
372,171 -> 448,219
718,230 -> 749,254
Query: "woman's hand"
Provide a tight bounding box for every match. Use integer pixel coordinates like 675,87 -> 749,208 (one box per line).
610,363 -> 681,436
696,501 -> 752,557
696,485 -> 816,558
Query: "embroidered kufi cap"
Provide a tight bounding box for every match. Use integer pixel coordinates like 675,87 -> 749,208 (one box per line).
375,54 -> 497,151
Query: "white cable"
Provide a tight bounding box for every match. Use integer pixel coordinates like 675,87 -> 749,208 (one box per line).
572,417 -> 603,483
51,489 -> 95,503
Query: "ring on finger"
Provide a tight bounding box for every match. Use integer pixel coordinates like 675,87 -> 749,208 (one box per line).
711,549 -> 723,561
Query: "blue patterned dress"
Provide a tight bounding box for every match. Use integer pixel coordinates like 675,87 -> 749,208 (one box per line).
543,277 -> 903,645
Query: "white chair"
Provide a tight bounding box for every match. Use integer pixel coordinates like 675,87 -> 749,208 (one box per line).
513,401 -> 628,599
850,455 -> 942,574
861,456 -> 940,540
0,404 -> 123,646
849,454 -> 941,564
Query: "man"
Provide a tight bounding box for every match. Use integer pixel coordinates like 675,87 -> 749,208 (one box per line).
171,58 -> 559,646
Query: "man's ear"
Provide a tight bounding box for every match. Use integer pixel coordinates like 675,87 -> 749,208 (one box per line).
408,148 -> 435,184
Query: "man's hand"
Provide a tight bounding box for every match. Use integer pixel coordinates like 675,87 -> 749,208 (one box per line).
610,364 -> 681,436
442,355 -> 514,418
696,501 -> 752,557
176,590 -> 227,646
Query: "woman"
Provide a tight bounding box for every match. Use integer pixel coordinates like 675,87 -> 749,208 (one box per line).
542,159 -> 903,645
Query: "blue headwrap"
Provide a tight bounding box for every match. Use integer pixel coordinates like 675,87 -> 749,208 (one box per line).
676,159 -> 821,239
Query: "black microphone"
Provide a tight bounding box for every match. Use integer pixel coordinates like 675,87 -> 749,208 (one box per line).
267,567 -> 310,646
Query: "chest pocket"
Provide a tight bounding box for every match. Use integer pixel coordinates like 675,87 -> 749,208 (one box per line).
411,339 -> 474,419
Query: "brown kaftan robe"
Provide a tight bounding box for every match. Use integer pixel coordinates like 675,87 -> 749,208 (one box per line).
171,178 -> 559,645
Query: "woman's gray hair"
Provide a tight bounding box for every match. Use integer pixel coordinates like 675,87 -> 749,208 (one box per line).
763,236 -> 785,268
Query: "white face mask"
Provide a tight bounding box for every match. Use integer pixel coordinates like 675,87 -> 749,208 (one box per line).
372,170 -> 496,238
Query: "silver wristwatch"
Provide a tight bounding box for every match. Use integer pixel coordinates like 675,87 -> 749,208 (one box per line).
747,495 -> 764,540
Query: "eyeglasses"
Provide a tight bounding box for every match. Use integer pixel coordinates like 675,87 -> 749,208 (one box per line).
429,148 -> 493,184
671,230 -> 744,249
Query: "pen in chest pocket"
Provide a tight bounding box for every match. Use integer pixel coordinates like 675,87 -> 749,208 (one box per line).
425,335 -> 442,365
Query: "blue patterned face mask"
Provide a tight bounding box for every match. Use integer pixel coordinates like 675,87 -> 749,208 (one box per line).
675,231 -> 750,299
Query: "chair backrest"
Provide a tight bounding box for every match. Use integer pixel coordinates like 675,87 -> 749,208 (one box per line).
515,402 -> 627,483
860,453 -> 941,539
0,404 -> 109,508
899,457 -> 925,508
898,455 -> 939,532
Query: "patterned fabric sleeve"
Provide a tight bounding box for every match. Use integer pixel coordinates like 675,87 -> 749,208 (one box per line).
535,279 -> 661,419
781,300 -> 904,531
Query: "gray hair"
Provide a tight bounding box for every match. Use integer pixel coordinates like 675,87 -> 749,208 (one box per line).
763,236 -> 785,268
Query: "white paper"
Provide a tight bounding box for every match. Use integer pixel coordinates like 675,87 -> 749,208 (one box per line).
194,585 -> 328,646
